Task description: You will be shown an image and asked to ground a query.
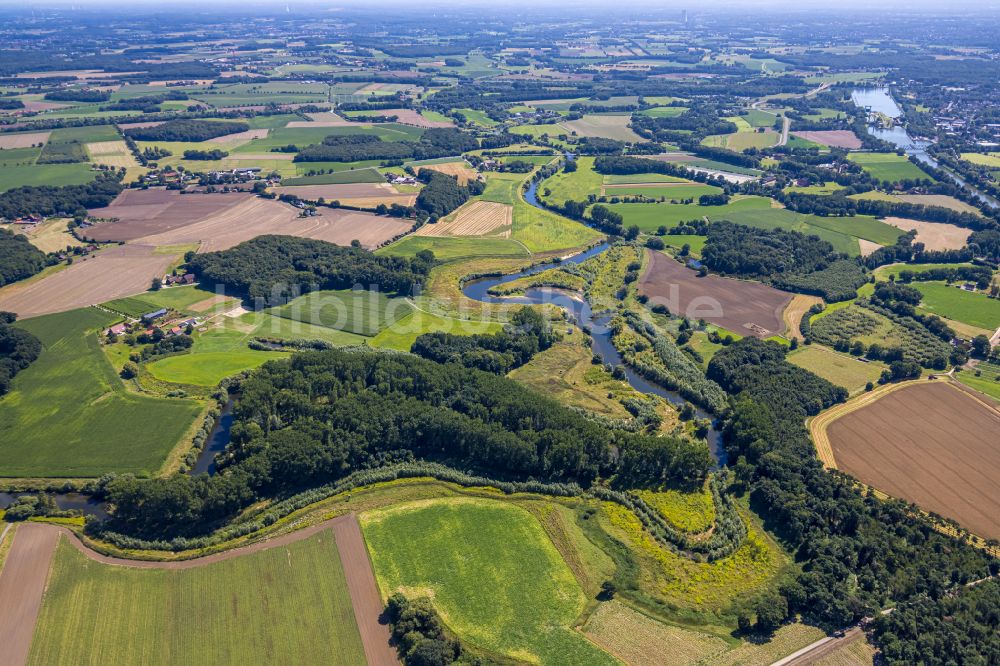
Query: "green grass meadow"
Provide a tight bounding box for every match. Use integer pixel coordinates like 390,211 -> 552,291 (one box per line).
848,152 -> 932,183
361,498 -> 617,665
27,531 -> 365,666
146,350 -> 287,387
914,282 -> 1000,330
0,308 -> 201,477
269,288 -> 414,336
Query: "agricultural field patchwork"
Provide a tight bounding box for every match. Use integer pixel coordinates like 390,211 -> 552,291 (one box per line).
847,152 -> 933,183
825,381 -> 1000,540
361,498 -> 618,665
27,532 -> 365,666
0,308 -> 201,477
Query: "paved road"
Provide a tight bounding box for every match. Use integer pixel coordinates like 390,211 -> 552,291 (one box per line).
778,116 -> 791,146
771,626 -> 864,666
0,515 -> 399,666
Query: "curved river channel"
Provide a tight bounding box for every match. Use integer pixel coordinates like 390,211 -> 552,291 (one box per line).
0,177 -> 725,518
462,180 -> 726,465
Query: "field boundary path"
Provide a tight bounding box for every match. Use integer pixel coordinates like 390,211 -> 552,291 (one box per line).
331,515 -> 399,666
0,523 -> 60,666
0,513 -> 398,666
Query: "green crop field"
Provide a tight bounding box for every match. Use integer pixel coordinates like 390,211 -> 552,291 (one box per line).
956,362 -> 1000,401
102,296 -> 161,317
914,282 -> 1000,330
0,308 -> 201,477
604,184 -> 722,200
788,346 -> 885,394
27,532 -> 365,666
783,182 -> 847,196
140,285 -> 228,312
873,262 -> 975,281
146,350 -> 287,386
378,235 -> 528,262
281,168 -> 384,185
453,108 -> 497,126
361,498 -> 617,665
638,106 -> 689,118
605,196 -> 772,233
540,156 -> 603,202
270,288 -> 414,336
369,311 -> 501,351
513,194 -> 603,252
0,162 -> 95,193
960,152 -> 1000,168
848,152 -> 932,183
603,173 -> 686,184
742,109 -> 778,127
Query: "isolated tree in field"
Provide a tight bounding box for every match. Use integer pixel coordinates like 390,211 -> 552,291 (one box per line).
151,277 -> 162,291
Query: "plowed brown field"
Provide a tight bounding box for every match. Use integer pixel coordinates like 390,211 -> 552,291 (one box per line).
132,196 -> 413,251
0,132 -> 50,149
826,381 -> 1000,540
639,250 -> 792,337
0,244 -> 178,319
85,189 -> 251,242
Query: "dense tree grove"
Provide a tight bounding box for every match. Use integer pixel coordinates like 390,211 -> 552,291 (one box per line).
411,307 -> 557,374
701,221 -> 838,277
123,119 -> 249,142
0,172 -> 123,220
968,228 -> 1000,262
187,235 -> 434,303
415,171 -> 482,218
781,191 -> 996,231
101,349 -> 711,539
0,228 -> 49,287
871,580 -> 1000,665
384,594 -> 477,666
770,259 -> 869,302
294,128 -> 478,163
44,88 -> 111,102
0,311 -> 41,397
709,339 -> 996,651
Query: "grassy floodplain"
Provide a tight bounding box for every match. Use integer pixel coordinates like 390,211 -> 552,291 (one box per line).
27,532 -> 365,666
361,498 -> 618,665
0,308 -> 201,477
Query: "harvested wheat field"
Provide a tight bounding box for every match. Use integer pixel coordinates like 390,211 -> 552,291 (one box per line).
826,381 -> 1000,540
273,183 -> 416,208
639,250 -> 792,337
883,217 -> 971,251
86,141 -> 140,168
8,218 -> 85,253
0,244 -> 179,319
648,153 -> 699,163
857,239 -> 883,256
893,194 -> 983,215
560,114 -> 642,142
85,189 -> 251,242
207,128 -> 269,144
782,293 -> 824,340
791,130 -> 862,149
133,196 -> 413,251
415,200 -> 512,237
417,162 -> 479,185
0,131 -> 50,149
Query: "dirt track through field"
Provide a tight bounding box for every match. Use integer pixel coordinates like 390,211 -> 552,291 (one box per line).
782,293 -> 823,339
0,514 -> 397,666
0,523 -> 60,666
639,250 -> 791,337
825,381 -> 1000,540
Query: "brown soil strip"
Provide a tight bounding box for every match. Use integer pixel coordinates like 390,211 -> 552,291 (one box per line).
639,250 -> 791,337
882,217 -> 971,252
332,515 -> 399,666
791,130 -> 862,149
0,132 -> 51,149
826,381 -> 1000,540
0,523 -> 60,666
3,515 -> 397,666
